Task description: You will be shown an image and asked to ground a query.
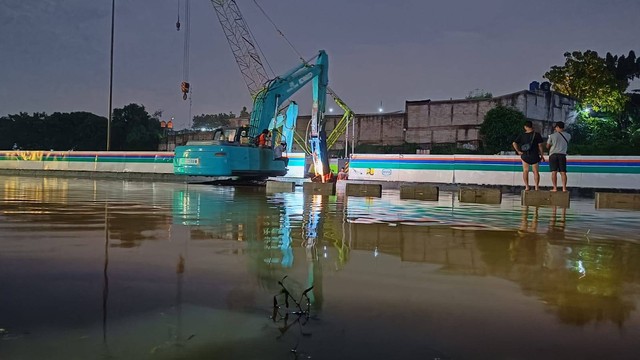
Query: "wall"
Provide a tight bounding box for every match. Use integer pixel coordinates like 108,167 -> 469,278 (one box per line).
349,154 -> 640,190
3,150 -> 639,190
0,150 -> 310,179
0,151 -> 174,173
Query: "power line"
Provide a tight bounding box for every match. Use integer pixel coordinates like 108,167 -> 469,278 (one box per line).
252,0 -> 306,64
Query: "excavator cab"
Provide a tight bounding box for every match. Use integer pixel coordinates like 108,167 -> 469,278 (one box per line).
210,125 -> 251,145
212,128 -> 237,143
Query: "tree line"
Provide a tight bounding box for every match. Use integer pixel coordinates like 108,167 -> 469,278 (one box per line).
191,106 -> 249,129
0,103 -> 252,151
0,104 -> 162,151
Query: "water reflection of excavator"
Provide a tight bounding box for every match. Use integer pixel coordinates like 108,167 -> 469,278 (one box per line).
171,187 -> 326,311
174,0 -> 353,182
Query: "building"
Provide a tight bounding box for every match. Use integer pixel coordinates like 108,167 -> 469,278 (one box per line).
404,89 -> 577,150
295,89 -> 577,153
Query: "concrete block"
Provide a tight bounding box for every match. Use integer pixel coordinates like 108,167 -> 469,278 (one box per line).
459,188 -> 501,204
400,185 -> 439,201
266,180 -> 295,193
595,192 -> 640,211
303,182 -> 336,195
521,190 -> 570,208
346,183 -> 382,198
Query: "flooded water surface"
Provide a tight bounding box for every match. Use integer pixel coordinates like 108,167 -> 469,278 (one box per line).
2,175 -> 640,359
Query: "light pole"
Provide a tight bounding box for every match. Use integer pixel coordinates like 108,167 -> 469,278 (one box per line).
107,0 -> 115,151
344,116 -> 348,158
351,115 -> 355,155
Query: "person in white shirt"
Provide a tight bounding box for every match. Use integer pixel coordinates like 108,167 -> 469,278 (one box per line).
546,121 -> 572,192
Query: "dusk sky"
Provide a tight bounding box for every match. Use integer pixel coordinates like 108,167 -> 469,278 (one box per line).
1,0 -> 639,129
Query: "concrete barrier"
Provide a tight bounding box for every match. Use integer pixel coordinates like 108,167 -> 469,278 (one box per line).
595,192 -> 640,210
349,154 -> 640,190
346,183 -> 382,198
303,182 -> 336,195
459,188 -> 501,204
0,151 -> 174,174
266,181 -> 295,193
400,185 -> 439,201
521,190 -> 570,207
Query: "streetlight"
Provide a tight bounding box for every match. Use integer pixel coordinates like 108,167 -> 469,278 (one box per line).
107,0 -> 115,151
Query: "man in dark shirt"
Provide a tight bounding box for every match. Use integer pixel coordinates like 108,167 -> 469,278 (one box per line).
512,121 -> 545,191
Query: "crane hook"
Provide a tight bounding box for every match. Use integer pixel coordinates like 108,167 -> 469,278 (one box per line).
181,81 -> 190,100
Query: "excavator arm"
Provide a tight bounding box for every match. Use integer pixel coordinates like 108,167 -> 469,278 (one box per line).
249,51 -> 327,138
326,89 -> 355,150
249,50 -> 331,181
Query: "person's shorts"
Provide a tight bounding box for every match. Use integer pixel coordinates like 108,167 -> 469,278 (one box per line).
549,153 -> 567,172
521,153 -> 541,165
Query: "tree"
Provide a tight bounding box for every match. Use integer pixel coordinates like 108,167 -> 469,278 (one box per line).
480,106 -> 525,154
544,50 -> 628,114
192,112 -> 235,129
1,104 -> 162,151
111,103 -> 161,151
47,112 -> 108,150
466,89 -> 493,100
0,112 -> 46,150
544,50 -> 640,154
605,50 -> 640,89
0,111 -> 109,150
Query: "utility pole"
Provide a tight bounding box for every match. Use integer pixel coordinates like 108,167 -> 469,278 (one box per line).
107,0 -> 115,151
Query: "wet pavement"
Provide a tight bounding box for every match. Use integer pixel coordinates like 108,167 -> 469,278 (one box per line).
1,175 -> 640,359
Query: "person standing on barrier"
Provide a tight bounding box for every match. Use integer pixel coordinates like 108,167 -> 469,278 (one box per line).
512,121 -> 545,191
547,121 -> 571,192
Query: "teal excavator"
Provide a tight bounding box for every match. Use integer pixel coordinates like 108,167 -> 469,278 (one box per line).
173,50 -> 330,180
173,0 -> 352,182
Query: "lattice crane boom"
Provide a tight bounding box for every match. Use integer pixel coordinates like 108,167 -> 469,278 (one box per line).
209,0 -> 270,98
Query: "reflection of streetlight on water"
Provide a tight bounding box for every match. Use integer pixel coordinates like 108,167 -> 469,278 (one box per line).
102,199 -> 111,357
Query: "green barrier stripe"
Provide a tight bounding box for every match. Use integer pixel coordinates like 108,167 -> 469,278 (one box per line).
351,162 -> 640,174
351,162 -> 454,170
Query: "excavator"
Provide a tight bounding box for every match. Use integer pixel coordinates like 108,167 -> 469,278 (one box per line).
173,0 -> 352,183
173,50 -> 330,180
